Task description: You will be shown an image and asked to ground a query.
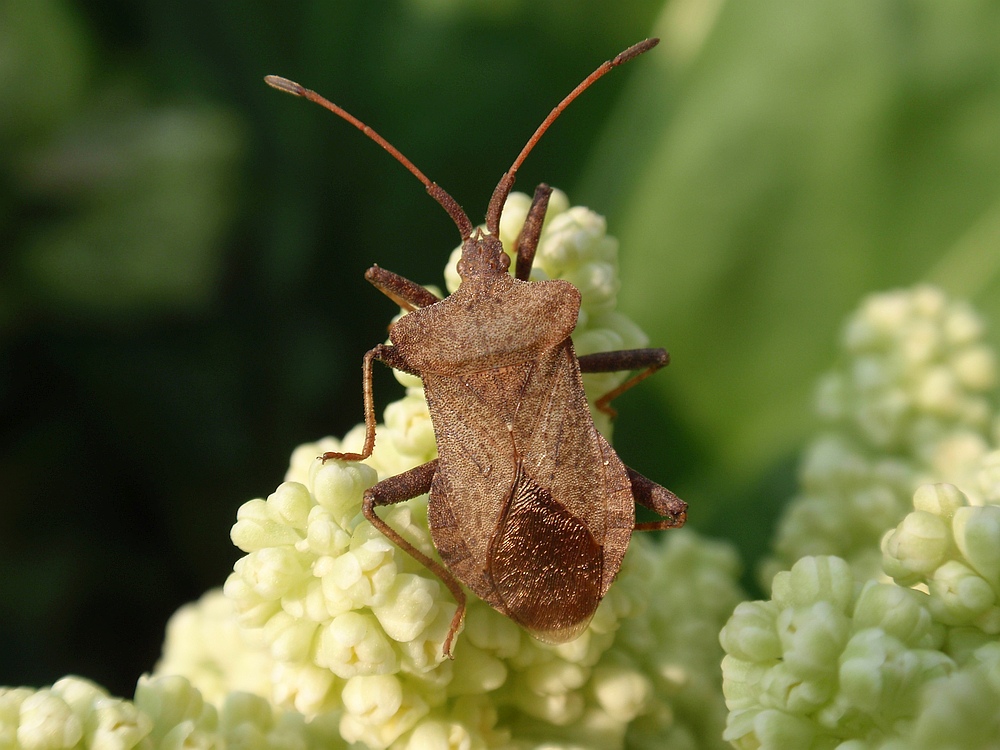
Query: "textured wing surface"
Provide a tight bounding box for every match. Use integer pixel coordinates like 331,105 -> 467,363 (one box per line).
425,340 -> 634,639
486,463 -> 602,638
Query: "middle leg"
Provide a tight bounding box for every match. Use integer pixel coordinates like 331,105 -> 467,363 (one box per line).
578,348 -> 669,417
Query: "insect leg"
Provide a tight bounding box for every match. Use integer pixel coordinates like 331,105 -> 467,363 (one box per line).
514,184 -> 553,281
577,348 -> 669,417
322,343 -> 415,462
365,265 -> 441,311
363,458 -> 467,658
625,466 -> 687,531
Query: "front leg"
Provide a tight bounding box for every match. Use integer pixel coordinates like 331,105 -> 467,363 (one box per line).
322,343 -> 417,462
514,184 -> 553,281
365,265 -> 441,311
362,459 -> 467,658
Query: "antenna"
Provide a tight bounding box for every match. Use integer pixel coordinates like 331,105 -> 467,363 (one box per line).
264,38 -> 658,241
484,38 -> 659,235
264,75 -> 474,238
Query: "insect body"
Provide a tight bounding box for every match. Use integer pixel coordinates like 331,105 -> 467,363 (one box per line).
266,38 -> 686,657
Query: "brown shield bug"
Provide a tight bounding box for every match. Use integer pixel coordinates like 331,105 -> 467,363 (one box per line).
265,38 -> 686,658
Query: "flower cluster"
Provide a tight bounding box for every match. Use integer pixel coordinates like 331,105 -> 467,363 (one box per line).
215,191 -> 744,748
153,589 -> 275,706
763,286 -> 998,582
220,477 -> 742,748
721,285 -> 1000,749
882,481 -> 1000,644
722,476 -> 1000,750
0,674 -> 346,750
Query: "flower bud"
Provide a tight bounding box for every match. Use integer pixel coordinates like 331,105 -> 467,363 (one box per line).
16,692 -> 83,750
882,510 -> 951,585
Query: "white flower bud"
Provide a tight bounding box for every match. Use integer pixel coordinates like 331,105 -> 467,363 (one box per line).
339,675 -> 424,748
234,548 -> 306,601
463,602 -> 522,658
495,191 -> 533,247
445,643 -> 506,695
231,496 -> 303,552
882,510 -> 951,585
399,720 -> 472,750
304,506 -> 351,557
158,721 -> 220,750
16,692 -> 83,750
563,261 -> 619,315
719,601 -> 781,662
133,675 -> 216,739
748,708 -> 817,749
971,450 -> 1000,503
264,612 -> 318,664
929,560 -> 997,625
382,395 -> 435,460
852,581 -> 939,648
317,612 -> 398,677
591,665 -> 651,722
269,663 -> 335,717
370,573 -> 439,643
771,556 -> 854,612
310,462 -> 377,528
952,505 -> 1000,585
952,345 -> 996,391
86,698 -> 153,750
912,482 -> 967,517
838,628 -> 952,719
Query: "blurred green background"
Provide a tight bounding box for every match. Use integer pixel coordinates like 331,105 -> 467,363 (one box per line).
2,0 -> 999,699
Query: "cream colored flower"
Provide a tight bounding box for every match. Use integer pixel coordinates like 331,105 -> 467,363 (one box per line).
766,286 -> 998,582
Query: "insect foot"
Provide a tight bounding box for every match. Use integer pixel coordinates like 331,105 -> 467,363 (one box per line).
266,39 -> 686,660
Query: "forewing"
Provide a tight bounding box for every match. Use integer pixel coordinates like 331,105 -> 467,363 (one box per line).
423,366 -> 527,602
513,342 -> 634,595
486,463 -> 603,639
425,341 -> 634,639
